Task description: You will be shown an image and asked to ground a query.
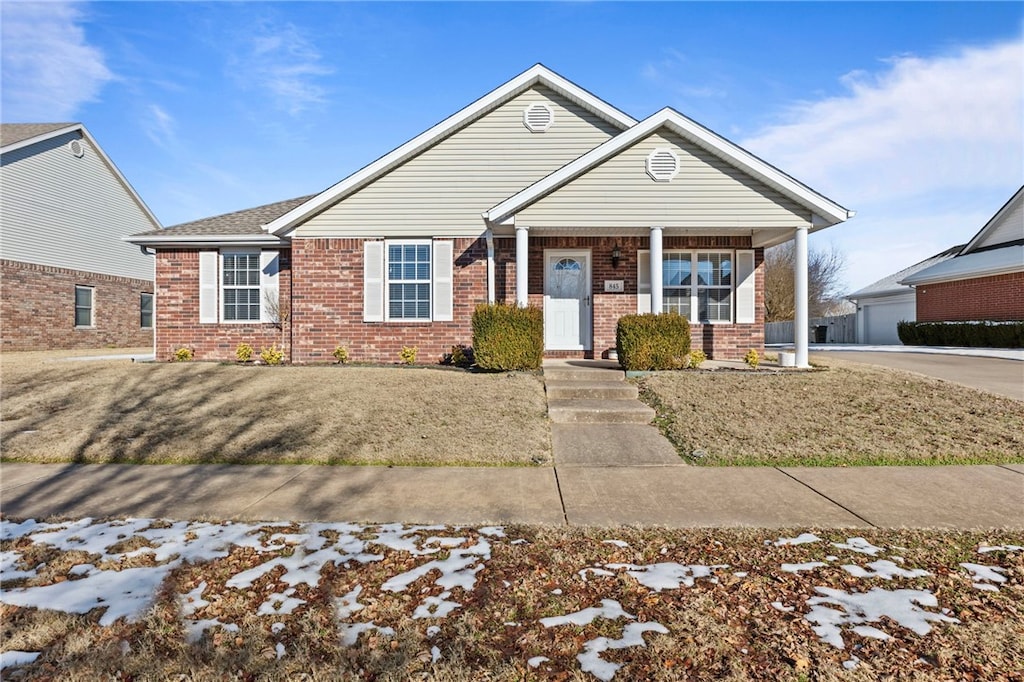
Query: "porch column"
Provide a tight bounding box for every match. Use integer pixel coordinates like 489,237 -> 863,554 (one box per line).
649,226 -> 663,314
794,224 -> 810,368
515,225 -> 529,307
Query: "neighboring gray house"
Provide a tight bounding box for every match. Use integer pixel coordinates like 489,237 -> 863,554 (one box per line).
847,246 -> 961,344
1,123 -> 161,350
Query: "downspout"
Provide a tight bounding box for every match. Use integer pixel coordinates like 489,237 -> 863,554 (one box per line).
484,229 -> 495,304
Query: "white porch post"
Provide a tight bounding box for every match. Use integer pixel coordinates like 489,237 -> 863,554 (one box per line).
515,225 -> 529,307
484,229 -> 496,304
649,226 -> 663,314
794,224 -> 810,368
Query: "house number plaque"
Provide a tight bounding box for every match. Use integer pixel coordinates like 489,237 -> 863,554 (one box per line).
604,280 -> 625,293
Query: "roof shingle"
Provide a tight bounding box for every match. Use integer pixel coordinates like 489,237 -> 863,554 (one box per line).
0,122 -> 78,148
132,195 -> 316,237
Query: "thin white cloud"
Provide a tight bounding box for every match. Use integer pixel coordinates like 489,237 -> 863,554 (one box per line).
229,19 -> 333,116
642,48 -> 729,100
143,104 -> 177,151
741,38 -> 1024,292
741,38 -> 1024,203
0,2 -> 114,120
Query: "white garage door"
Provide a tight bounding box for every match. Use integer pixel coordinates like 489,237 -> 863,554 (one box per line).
862,299 -> 915,345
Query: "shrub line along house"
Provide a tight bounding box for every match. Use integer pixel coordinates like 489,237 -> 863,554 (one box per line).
128,65 -> 853,366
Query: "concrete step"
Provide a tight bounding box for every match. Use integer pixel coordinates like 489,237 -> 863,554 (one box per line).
543,367 -> 624,382
545,380 -> 638,401
548,399 -> 655,424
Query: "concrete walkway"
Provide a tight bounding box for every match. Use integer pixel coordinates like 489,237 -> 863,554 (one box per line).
2,461 -> 1020,530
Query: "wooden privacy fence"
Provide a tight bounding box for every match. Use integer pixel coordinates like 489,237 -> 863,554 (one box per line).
765,314 -> 857,345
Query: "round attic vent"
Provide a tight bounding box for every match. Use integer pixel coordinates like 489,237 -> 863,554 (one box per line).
68,139 -> 85,158
523,103 -> 554,132
646,147 -> 679,182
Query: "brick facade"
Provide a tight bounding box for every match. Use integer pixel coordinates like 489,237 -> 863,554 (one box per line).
154,250 -> 291,362
154,235 -> 765,364
1,259 -> 154,351
916,271 -> 1024,322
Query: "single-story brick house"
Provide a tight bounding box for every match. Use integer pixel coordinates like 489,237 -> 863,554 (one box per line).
128,65 -> 852,365
1,123 -> 159,350
900,186 -> 1023,322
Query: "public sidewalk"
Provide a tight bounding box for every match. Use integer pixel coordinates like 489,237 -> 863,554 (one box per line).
2,461 -> 1021,530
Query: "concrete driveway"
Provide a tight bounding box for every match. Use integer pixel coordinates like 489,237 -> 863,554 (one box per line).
811,351 -> 1024,401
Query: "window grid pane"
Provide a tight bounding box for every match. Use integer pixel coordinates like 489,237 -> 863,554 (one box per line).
696,252 -> 732,322
387,243 -> 431,320
223,253 -> 261,322
140,293 -> 154,328
74,287 -> 92,327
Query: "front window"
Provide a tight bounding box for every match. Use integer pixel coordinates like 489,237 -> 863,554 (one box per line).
662,252 -> 691,317
140,293 -> 154,329
696,252 -> 732,322
387,242 -> 431,321
75,286 -> 93,327
222,252 -> 261,322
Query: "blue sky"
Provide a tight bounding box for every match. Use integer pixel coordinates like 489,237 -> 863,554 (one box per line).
2,1 -> 1022,292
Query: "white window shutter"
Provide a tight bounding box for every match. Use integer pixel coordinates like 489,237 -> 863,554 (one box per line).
199,251 -> 218,323
636,250 -> 651,314
363,241 -> 385,322
260,250 -> 280,323
735,249 -> 756,324
432,240 -> 454,322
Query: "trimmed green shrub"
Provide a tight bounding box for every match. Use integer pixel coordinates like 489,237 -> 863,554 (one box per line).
616,313 -> 691,371
898,320 -> 1023,348
173,347 -> 194,362
235,343 -> 254,363
472,303 -> 543,371
332,346 -> 349,364
443,344 -> 474,368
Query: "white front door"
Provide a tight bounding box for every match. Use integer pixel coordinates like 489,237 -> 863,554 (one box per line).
544,250 -> 591,351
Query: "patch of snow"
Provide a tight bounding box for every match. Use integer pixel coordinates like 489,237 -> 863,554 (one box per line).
781,562 -> 827,574
257,589 -> 306,616
0,650 -> 41,669
0,518 -> 50,541
275,642 -> 286,660
179,581 -> 209,617
605,562 -> 726,591
540,599 -> 634,628
0,550 -> 39,581
431,645 -> 442,662
271,622 -> 285,634
733,572 -> 748,578
510,539 -> 528,545
843,655 -> 861,670
412,591 -> 461,619
825,555 -> 838,561
804,586 -> 959,650
335,585 -> 366,619
183,618 -> 238,644
577,621 -> 669,682
851,625 -> 890,640
338,622 -> 395,647
602,539 -> 629,548
832,538 -> 884,556
551,588 -> 563,595
578,567 -> 615,581
978,544 -> 1024,553
426,625 -> 440,638
528,655 -> 550,668
771,602 -> 794,612
774,533 -> 821,546
842,560 -> 931,580
960,563 -> 1008,591
381,538 -> 490,594
478,526 -> 505,537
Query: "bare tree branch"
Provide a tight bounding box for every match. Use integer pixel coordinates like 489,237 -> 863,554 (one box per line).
763,243 -> 846,322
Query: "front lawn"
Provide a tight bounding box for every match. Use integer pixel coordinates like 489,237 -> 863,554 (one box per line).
0,353 -> 550,467
639,360 -> 1024,467
1,517 -> 1021,680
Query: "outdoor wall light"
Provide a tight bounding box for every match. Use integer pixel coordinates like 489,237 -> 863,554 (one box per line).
611,244 -> 621,268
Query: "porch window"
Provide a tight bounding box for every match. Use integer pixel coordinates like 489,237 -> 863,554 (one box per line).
387,242 -> 431,321
662,253 -> 691,317
640,250 -> 748,323
222,252 -> 262,322
696,252 -> 732,323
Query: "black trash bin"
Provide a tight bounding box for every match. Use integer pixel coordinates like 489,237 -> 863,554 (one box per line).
814,325 -> 828,343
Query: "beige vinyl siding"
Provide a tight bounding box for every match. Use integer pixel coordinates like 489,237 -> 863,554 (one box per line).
974,196 -> 1023,250
296,85 -> 621,237
517,130 -> 812,230
0,131 -> 156,281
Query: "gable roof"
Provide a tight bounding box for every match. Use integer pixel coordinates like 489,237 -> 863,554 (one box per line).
129,195 -> 312,246
960,185 -> 1024,255
1,122 -> 78,149
900,244 -> 1023,286
2,122 -> 162,231
485,107 -> 853,228
264,64 -> 637,237
847,244 -> 962,300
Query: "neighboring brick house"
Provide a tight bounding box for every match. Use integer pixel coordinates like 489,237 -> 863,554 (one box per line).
1,123 -> 160,350
128,65 -> 852,364
901,186 -> 1024,323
